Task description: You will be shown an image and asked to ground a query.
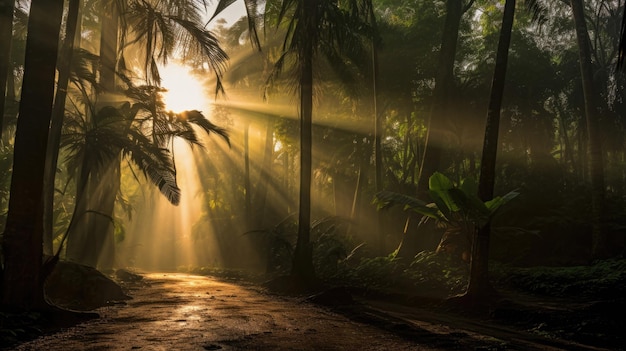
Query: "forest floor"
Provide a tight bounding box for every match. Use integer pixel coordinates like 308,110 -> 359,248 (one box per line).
1,268 -> 622,351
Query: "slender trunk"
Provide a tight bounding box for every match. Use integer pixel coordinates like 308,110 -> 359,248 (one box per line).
554,99 -> 578,173
92,163 -> 118,269
44,0 -> 82,256
99,0 -> 119,93
292,0 -> 316,282
65,158 -> 93,265
244,122 -> 251,229
255,116 -> 275,228
68,0 -> 121,267
283,151 -> 290,213
370,4 -> 384,255
400,115 -> 411,184
1,0 -> 64,310
418,0 -> 463,194
467,0 -> 515,301
570,0 -> 607,260
0,0 -> 14,137
349,137 -> 372,239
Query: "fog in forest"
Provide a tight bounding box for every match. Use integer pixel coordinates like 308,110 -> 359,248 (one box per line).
1,3 -> 625,348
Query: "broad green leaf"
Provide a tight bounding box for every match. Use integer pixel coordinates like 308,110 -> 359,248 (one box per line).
460,177 -> 479,198
501,189 -> 520,203
485,190 -> 519,212
428,172 -> 458,213
413,202 -> 443,220
428,189 -> 454,220
447,188 -> 471,213
375,190 -> 428,210
374,191 -> 442,221
457,177 -> 492,217
429,172 -> 454,191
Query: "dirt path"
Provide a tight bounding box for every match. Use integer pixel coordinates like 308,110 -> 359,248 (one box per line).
12,273 -> 432,350
9,273 -> 608,351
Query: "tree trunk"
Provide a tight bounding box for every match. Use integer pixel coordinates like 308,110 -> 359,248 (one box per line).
291,0 -> 316,283
244,122 -> 252,230
418,0 -> 464,194
0,0 -> 14,137
65,161 -> 95,266
466,0 -> 515,302
255,116 -> 275,228
370,3 -> 384,255
67,0 -> 121,268
99,0 -> 119,93
44,0 -> 82,256
1,0 -> 64,310
570,0 -> 608,260
64,151 -> 118,268
349,137 -> 372,240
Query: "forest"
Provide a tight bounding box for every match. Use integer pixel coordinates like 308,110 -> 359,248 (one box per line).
0,0 -> 625,349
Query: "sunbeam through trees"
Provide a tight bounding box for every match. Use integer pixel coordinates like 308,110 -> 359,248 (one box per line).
0,0 -> 625,350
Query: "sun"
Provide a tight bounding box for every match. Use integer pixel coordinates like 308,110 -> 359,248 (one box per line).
160,63 -> 207,113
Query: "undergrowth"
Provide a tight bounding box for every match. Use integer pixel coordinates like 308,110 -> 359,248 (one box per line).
491,258 -> 626,299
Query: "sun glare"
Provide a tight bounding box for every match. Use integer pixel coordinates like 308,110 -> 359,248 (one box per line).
160,63 -> 207,113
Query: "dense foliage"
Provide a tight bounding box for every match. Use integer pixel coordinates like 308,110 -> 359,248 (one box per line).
0,0 -> 625,314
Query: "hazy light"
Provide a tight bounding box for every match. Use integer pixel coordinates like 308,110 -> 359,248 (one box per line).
161,63 -> 207,113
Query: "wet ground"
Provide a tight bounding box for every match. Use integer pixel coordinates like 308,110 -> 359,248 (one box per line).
8,273 -> 614,351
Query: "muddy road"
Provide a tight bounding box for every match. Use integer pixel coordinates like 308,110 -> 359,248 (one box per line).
10,273 -> 603,351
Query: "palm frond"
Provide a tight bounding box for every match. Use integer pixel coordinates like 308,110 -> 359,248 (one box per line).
375,190 -> 442,220
178,110 -> 230,146
152,117 -> 173,147
208,0 -> 238,23
524,0 -> 547,28
208,0 -> 261,51
69,48 -> 100,94
168,16 -> 229,96
242,0 -> 262,50
124,129 -> 181,205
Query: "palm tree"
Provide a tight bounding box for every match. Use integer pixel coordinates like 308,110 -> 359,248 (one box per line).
462,0 -> 516,303
460,0 -> 549,304
1,0 -> 65,310
43,0 -> 83,256
418,0 -> 474,195
63,81 -> 229,268
123,0 -> 230,89
55,0 -> 231,268
291,0 -> 316,282
212,0 -> 372,283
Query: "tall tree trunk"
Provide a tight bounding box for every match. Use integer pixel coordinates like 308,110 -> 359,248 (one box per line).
570,0 -> 608,260
0,0 -> 14,137
418,0 -> 464,194
66,154 -> 95,265
255,116 -> 275,228
67,0 -> 121,268
292,0 -> 316,283
99,0 -> 119,93
349,137 -> 372,239
371,40 -> 385,256
1,0 -> 64,310
44,0 -> 82,256
369,3 -> 384,255
466,0 -> 515,302
244,122 -> 252,229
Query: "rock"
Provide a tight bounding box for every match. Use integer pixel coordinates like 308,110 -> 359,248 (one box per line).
45,261 -> 132,311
